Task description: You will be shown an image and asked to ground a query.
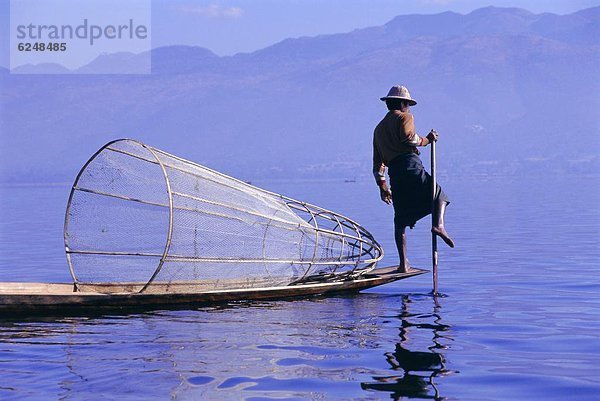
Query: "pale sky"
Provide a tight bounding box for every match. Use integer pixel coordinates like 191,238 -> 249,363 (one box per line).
1,0 -> 598,68
148,0 -> 599,55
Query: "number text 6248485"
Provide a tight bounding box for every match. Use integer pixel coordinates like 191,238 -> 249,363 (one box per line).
17,42 -> 67,52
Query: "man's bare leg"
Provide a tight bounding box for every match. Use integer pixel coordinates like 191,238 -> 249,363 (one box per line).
431,200 -> 455,248
394,226 -> 410,272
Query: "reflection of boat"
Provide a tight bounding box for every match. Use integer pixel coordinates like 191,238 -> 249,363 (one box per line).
0,267 -> 425,315
0,139 -> 427,316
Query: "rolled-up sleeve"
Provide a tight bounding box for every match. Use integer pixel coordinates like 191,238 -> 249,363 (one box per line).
399,113 -> 424,146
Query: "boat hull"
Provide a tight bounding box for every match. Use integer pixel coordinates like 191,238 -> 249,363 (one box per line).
0,267 -> 426,316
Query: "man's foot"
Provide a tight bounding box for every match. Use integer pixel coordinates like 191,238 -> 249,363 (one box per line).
432,226 -> 455,248
396,263 -> 411,273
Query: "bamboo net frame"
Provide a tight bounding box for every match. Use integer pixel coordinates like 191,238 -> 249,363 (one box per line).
64,139 -> 383,293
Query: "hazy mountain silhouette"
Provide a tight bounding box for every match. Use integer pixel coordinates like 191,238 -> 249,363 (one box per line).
1,6 -> 598,182
11,63 -> 72,74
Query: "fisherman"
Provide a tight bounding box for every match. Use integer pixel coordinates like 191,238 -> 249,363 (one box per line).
372,85 -> 455,273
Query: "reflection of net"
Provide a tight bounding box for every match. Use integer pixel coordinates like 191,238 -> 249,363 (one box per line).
64,139 -> 383,293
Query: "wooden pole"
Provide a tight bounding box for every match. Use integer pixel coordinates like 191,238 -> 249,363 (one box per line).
431,138 -> 438,295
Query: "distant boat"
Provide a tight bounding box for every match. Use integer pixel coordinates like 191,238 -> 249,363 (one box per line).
344,178 -> 357,183
0,139 -> 425,316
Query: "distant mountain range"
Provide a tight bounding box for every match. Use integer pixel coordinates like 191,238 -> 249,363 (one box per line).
1,6 -> 598,182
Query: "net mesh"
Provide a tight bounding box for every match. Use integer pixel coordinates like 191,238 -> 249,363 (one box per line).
64,139 -> 383,293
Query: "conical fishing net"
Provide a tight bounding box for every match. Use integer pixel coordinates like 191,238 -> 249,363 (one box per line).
64,139 -> 383,293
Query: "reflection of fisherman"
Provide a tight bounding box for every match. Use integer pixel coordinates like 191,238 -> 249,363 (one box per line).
360,294 -> 451,399
372,86 -> 455,273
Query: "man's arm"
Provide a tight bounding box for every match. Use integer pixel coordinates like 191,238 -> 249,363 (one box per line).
372,136 -> 386,185
373,138 -> 392,204
399,114 -> 439,147
418,129 -> 439,146
398,113 -> 422,146
373,162 -> 387,186
378,180 -> 392,204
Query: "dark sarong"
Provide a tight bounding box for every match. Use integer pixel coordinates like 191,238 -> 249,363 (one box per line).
389,153 -> 449,228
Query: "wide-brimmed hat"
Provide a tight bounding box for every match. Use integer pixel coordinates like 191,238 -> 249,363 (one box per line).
380,85 -> 417,106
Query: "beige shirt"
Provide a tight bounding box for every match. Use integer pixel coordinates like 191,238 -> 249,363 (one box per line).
372,110 -> 425,184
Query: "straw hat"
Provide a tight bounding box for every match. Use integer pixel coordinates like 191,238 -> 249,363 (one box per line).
380,85 -> 417,106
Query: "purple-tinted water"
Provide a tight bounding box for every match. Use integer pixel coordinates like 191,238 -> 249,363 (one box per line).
0,174 -> 599,400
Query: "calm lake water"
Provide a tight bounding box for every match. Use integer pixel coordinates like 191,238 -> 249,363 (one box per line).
0,173 -> 599,400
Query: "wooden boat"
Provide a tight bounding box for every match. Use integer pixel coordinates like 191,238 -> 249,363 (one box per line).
0,140 -> 427,316
0,267 -> 426,315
